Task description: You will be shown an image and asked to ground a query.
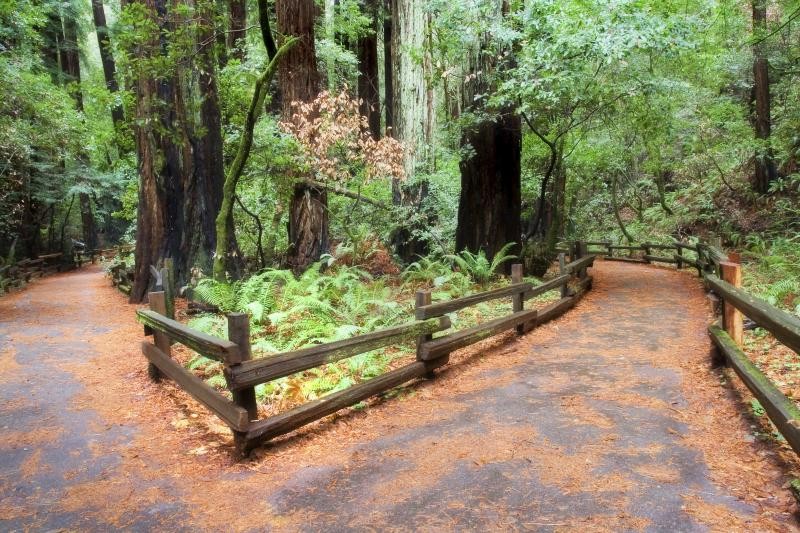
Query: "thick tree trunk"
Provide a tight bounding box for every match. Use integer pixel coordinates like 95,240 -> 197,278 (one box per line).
454,2 -> 521,265
228,0 -> 247,61
130,63 -> 168,302
391,0 -> 434,176
277,0 -> 328,272
61,12 -> 101,252
456,111 -> 521,261
91,0 -> 124,125
60,14 -> 82,109
752,0 -> 776,194
358,0 -> 380,139
383,0 -> 393,133
183,9 -> 229,281
287,185 -> 329,272
277,0 -> 320,112
389,0 -> 434,260
130,0 -> 197,302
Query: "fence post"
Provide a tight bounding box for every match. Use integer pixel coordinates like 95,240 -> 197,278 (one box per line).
719,261 -> 743,346
227,313 -> 258,421
415,290 -> 440,377
162,258 -> 175,319
148,291 -> 169,381
697,245 -> 708,276
577,241 -> 588,280
643,243 -> 652,264
558,253 -> 569,297
511,263 -> 524,335
676,245 -> 684,270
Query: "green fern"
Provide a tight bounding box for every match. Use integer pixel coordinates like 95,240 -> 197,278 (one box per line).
447,242 -> 517,285
193,279 -> 238,311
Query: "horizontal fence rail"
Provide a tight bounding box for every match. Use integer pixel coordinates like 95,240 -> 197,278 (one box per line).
1,244 -> 133,295
225,317 -> 451,391
0,252 -> 75,293
706,275 -> 800,355
138,309 -> 241,363
709,325 -> 800,455
138,244 -> 597,456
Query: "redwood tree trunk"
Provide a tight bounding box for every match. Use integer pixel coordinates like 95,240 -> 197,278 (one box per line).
383,0 -> 393,133
60,14 -> 82,108
130,0 -> 225,301
456,111 -> 521,261
277,0 -> 327,273
454,3 -> 521,264
288,185 -> 329,271
752,0 -> 776,194
358,0 -> 380,139
228,0 -> 247,61
91,0 -> 124,126
61,12 -> 100,251
182,6 -> 230,281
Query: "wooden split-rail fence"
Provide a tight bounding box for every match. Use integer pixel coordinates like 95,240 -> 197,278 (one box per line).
0,253 -> 75,293
0,244 -> 134,295
582,237 -> 800,457
137,246 -> 596,455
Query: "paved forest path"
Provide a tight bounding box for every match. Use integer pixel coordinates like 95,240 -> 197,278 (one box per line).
0,261 -> 798,531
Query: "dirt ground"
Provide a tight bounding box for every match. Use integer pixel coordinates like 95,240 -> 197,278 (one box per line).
1,260 -> 799,532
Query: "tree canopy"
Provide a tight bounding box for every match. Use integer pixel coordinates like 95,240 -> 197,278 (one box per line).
1,0 -> 798,302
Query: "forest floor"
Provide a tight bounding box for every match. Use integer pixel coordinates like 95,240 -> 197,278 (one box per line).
1,261 -> 800,531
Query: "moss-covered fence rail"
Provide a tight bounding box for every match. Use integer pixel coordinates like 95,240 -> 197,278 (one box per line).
0,244 -> 133,295
137,245 -> 596,456
1,252 -> 76,293
585,237 -> 800,456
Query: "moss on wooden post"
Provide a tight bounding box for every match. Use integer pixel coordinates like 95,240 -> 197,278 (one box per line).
147,291 -> 169,382
511,263 -> 524,335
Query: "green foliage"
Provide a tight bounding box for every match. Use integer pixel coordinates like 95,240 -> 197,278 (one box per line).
750,399 -> 766,418
447,242 -> 517,285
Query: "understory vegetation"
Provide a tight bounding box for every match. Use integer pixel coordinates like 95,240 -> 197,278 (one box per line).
182,241 -> 554,409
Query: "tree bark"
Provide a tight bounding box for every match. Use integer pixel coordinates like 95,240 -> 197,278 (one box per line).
228,0 -> 247,61
91,0 -> 124,126
61,10 -> 100,252
358,0 -> 381,139
391,0 -> 434,177
383,0 -> 393,133
130,0 -> 226,300
288,185 -> 329,272
454,2 -> 521,265
389,0 -> 434,261
456,111 -> 521,262
60,13 -> 83,109
184,4 -> 230,281
752,0 -> 777,194
277,0 -> 328,273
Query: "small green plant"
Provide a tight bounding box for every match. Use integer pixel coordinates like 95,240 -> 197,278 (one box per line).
447,242 -> 517,285
750,399 -> 766,417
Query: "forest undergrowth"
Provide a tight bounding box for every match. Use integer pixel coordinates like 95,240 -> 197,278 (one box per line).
146,240 -> 561,414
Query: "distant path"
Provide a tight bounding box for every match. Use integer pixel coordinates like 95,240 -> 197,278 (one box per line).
0,261 -> 797,531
